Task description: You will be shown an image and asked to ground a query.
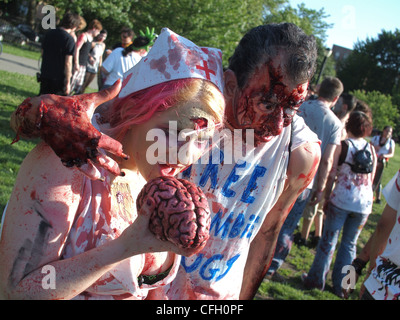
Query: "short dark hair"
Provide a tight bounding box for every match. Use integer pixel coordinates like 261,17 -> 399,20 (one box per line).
59,12 -> 81,29
318,77 -> 343,101
123,36 -> 150,56
121,27 -> 135,38
346,111 -> 373,138
132,36 -> 150,48
228,23 -> 318,89
341,92 -> 356,113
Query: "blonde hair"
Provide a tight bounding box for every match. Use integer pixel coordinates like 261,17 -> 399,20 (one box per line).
107,79 -> 225,141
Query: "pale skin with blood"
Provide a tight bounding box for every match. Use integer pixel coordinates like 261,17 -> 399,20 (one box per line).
0,82 -> 220,299
124,101 -> 216,180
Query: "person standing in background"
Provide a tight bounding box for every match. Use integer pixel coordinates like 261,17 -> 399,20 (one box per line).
80,29 -> 108,93
370,126 -> 395,203
265,77 -> 343,280
105,26 -> 135,57
100,35 -> 153,90
70,19 -> 103,95
296,77 -> 344,246
39,12 -> 81,96
332,93 -> 357,140
303,110 -> 376,297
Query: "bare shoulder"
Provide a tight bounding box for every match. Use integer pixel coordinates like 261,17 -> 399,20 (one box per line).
287,141 -> 321,186
17,141 -> 84,190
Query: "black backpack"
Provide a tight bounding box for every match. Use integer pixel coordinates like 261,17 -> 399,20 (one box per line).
342,139 -> 373,174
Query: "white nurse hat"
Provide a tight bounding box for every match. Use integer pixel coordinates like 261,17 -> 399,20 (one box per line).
118,28 -> 224,98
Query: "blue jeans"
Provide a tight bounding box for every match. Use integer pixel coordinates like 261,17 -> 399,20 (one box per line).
303,202 -> 369,295
266,188 -> 311,276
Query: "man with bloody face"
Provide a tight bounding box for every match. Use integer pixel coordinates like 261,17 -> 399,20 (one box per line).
149,23 -> 321,299
8,23 -> 321,299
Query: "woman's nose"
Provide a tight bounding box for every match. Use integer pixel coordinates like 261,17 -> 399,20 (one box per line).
177,138 -> 206,166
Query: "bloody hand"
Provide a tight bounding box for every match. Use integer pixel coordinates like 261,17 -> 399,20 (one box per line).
11,81 -> 128,179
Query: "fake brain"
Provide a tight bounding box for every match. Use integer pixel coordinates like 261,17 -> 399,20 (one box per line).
137,176 -> 211,250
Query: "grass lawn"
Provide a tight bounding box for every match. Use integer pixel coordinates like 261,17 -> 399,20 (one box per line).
0,70 -> 39,216
2,42 -> 41,60
0,66 -> 399,300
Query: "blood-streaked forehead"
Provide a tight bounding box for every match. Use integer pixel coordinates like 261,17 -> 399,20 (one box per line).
242,60 -> 307,103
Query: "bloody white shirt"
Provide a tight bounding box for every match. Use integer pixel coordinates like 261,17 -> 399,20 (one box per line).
330,138 -> 374,214
364,170 -> 400,300
149,115 -> 319,299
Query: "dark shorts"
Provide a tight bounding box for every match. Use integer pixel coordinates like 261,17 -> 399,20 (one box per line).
39,78 -> 65,95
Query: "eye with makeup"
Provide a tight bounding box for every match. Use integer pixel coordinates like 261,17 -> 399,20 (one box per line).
247,94 -> 277,113
260,100 -> 279,112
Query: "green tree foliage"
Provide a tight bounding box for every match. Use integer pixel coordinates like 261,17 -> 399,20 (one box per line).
130,0 -> 269,66
264,2 -> 331,42
45,0 -> 134,47
43,0 -> 332,68
338,30 -> 400,135
337,29 -> 400,96
263,2 -> 335,83
351,90 -> 399,132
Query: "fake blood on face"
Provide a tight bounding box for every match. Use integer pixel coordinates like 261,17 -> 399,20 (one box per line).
231,60 -> 307,144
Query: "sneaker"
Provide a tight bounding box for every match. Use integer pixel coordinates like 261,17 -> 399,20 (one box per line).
301,273 -> 324,290
294,233 -> 307,246
309,236 -> 320,248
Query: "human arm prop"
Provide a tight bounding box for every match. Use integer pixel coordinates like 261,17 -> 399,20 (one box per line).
10,81 -> 127,180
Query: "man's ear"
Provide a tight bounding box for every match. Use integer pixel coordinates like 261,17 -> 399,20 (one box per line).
223,69 -> 238,99
331,96 -> 340,107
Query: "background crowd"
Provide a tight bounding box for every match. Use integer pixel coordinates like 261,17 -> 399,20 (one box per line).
265,76 -> 397,299
38,12 -> 155,96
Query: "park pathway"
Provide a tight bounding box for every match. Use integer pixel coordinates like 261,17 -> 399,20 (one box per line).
0,52 -> 97,90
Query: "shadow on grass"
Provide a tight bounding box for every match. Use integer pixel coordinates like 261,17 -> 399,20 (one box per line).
0,82 -> 37,101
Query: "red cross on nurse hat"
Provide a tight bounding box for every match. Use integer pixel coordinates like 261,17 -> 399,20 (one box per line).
118,28 -> 224,98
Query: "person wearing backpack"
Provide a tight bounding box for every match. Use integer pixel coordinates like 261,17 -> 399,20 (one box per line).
302,111 -> 377,297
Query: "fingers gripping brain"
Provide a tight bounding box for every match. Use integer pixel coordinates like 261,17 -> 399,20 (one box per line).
137,176 -> 211,252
